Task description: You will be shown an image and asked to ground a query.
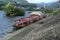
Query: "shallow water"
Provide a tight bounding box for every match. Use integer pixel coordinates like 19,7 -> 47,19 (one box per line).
0,11 -> 30,39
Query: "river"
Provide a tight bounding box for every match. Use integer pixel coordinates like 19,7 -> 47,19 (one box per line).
0,11 -> 30,39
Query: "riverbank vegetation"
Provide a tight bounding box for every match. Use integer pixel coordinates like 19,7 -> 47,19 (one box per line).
26,3 -> 39,11
27,7 -> 40,11
44,8 -> 60,15
4,2 -> 25,17
53,9 -> 60,15
44,8 -> 53,13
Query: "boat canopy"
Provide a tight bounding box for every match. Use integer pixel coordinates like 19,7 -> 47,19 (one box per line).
30,11 -> 44,16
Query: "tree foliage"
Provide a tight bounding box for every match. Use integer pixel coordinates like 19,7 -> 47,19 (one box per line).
4,2 -> 25,17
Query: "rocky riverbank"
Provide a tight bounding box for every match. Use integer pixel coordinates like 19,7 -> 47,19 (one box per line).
21,13 -> 60,40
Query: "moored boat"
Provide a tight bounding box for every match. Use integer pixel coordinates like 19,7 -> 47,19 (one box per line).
13,11 -> 46,29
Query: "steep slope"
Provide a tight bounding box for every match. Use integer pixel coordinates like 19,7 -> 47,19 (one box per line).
20,13 -> 60,40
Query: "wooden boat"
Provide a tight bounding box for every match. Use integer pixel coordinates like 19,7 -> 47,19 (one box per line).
13,14 -> 44,29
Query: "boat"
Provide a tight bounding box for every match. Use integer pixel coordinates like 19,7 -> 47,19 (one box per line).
13,11 -> 46,29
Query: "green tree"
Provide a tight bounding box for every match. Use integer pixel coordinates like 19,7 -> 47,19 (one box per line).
4,2 -> 25,17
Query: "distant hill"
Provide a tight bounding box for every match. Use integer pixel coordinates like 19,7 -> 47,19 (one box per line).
36,2 -> 60,8
46,2 -> 60,8
0,0 -> 29,10
35,2 -> 45,8
0,0 -> 28,4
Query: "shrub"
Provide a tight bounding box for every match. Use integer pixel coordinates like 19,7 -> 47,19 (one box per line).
44,8 -> 53,13
53,10 -> 60,15
4,2 -> 25,17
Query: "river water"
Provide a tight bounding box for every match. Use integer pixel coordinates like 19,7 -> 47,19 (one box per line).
0,11 -> 30,39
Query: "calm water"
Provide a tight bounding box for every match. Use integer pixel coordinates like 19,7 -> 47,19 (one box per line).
0,11 -> 30,38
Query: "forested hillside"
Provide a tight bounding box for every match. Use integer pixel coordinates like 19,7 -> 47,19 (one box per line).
0,0 -> 28,4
